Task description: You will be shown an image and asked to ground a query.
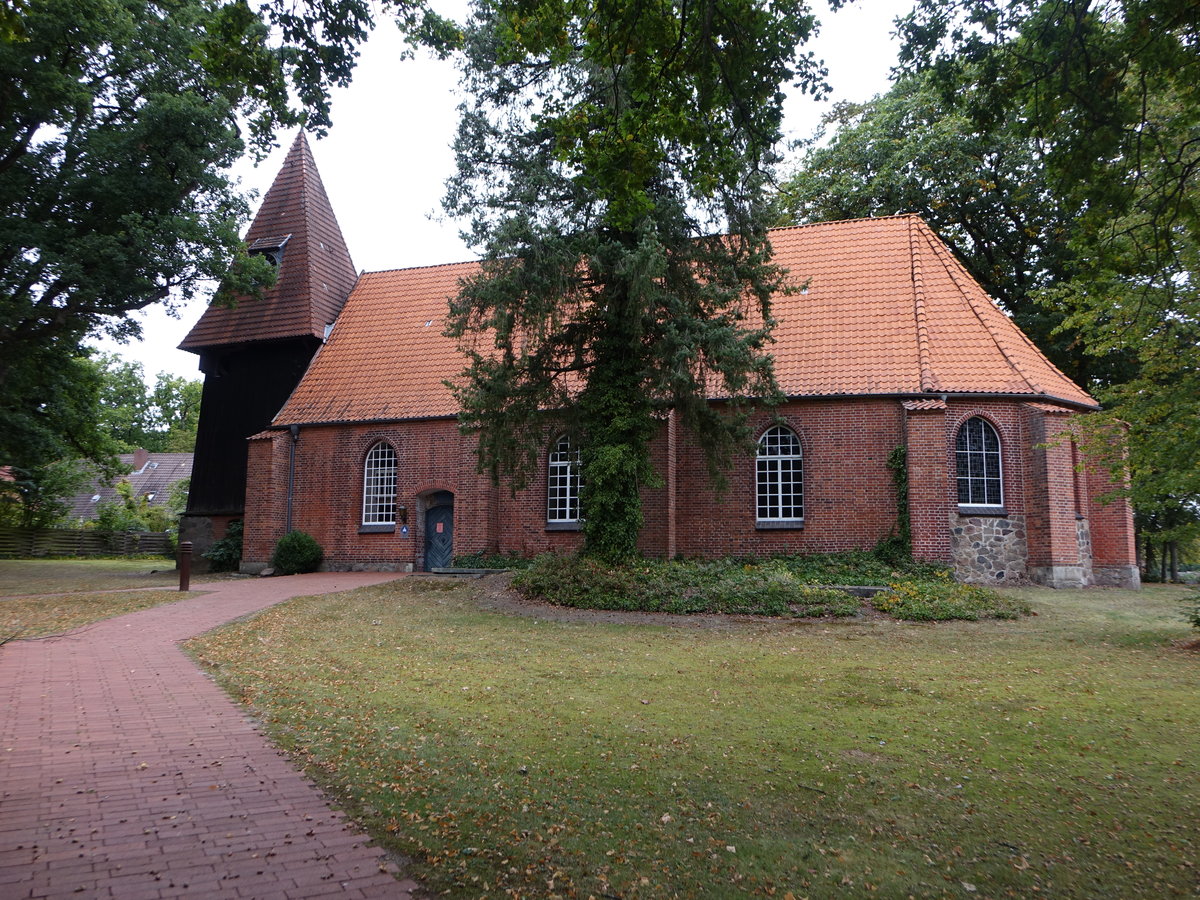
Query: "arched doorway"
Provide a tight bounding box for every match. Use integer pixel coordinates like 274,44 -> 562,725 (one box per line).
423,491 -> 454,570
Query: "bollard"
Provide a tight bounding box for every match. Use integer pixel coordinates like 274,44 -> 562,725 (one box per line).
179,541 -> 193,592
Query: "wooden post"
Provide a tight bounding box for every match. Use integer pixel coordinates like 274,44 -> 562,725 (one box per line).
179,541 -> 193,592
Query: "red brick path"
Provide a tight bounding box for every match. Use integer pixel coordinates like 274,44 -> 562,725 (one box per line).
0,572 -> 422,899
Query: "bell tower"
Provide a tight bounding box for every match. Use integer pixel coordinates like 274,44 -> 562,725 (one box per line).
179,132 -> 357,563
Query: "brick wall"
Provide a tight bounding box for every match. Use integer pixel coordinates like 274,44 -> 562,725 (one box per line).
906,406 -> 951,562
672,399 -> 905,557
237,396 -> 1138,586
1084,429 -> 1140,588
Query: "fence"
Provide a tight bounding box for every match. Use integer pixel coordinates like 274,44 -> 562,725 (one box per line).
0,527 -> 173,559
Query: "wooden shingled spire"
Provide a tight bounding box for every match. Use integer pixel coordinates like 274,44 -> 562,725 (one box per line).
180,131 -> 357,352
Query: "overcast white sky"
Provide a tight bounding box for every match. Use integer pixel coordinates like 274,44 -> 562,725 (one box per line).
95,0 -> 913,383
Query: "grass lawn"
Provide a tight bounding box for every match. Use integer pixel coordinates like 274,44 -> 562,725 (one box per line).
0,557 -> 184,595
0,558 -> 232,639
187,579 -> 1199,899
1,588 -> 195,639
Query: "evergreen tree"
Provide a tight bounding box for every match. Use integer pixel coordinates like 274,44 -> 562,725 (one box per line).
444,0 -> 826,562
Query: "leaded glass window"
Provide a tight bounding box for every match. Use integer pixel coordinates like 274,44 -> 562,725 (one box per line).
362,442 -> 398,525
757,426 -> 803,521
956,417 -> 1003,506
547,435 -> 582,524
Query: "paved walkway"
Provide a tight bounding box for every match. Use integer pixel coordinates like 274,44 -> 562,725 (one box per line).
0,572 -> 422,899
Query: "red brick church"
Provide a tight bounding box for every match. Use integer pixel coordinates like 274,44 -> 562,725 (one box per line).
180,133 -> 1139,589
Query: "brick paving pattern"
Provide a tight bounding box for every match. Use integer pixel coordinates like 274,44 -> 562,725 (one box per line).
0,572 -> 422,899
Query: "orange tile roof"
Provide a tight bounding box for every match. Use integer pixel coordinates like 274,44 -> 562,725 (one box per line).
179,132 -> 358,351
273,215 -> 1095,425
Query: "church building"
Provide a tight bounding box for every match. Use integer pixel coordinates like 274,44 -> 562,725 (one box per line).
181,133 -> 1139,589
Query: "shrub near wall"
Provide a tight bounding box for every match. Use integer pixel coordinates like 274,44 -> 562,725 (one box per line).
514,553 -> 1030,622
271,530 -> 323,575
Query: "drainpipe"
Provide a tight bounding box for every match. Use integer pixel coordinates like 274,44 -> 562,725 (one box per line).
285,424 -> 300,533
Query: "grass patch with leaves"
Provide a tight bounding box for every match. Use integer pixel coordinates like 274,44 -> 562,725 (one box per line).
187,578 -> 1198,899
1,589 -> 191,639
873,577 -> 1032,621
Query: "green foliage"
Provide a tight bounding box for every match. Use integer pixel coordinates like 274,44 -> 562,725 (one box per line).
271,530 -> 323,575
873,445 -> 911,566
873,578 -> 1031,622
513,552 -> 957,619
0,0 -> 454,478
89,355 -> 204,453
93,480 -> 177,534
0,459 -> 94,529
0,351 -> 124,490
203,519 -> 244,572
515,555 -> 862,617
444,0 -> 825,562
1186,595 -> 1200,632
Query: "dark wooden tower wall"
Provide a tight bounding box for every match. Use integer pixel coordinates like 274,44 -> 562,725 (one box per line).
186,340 -> 320,516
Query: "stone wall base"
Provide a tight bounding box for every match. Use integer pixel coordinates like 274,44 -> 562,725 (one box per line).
1093,565 -> 1142,589
1029,565 -> 1090,589
179,515 -> 240,574
949,513 -> 1028,584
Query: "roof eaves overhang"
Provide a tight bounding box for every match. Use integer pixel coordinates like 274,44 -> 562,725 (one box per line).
265,414 -> 462,430
776,390 -> 1100,412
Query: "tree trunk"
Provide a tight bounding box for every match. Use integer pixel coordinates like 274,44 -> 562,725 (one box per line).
1170,541 -> 1179,582
1160,542 -> 1168,583
1144,538 -> 1155,581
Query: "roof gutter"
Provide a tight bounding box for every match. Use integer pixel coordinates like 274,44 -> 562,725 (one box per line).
264,390 -> 1098,431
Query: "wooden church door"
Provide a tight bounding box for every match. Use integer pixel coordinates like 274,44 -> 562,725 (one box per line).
424,494 -> 454,570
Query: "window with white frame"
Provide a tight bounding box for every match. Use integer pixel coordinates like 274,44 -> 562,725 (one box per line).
956,417 -> 1003,507
362,442 -> 398,525
756,425 -> 803,521
547,434 -> 582,524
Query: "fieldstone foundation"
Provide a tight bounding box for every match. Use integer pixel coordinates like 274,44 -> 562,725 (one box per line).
950,513 -> 1028,584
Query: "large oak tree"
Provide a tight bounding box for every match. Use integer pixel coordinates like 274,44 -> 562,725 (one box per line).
0,0 -> 452,501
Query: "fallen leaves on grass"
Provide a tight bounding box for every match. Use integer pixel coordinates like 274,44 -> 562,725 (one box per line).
186,580 -> 1200,899
1,590 -> 188,639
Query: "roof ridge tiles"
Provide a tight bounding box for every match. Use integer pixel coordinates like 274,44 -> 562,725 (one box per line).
767,212 -> 921,235
357,217 -> 926,277
915,219 -> 1046,396
907,216 -> 940,393
362,259 -> 481,276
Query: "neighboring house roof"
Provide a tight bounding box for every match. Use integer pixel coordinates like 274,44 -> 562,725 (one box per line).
271,214 -> 1096,426
66,452 -> 193,522
179,131 -> 358,352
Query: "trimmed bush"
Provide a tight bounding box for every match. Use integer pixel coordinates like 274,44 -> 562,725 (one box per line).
203,519 -> 243,572
513,555 -> 863,618
271,530 -> 323,575
512,552 -> 1030,623
872,578 -> 1030,621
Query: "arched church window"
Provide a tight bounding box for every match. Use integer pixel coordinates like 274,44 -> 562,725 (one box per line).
362,441 -> 398,525
956,417 -> 1003,507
